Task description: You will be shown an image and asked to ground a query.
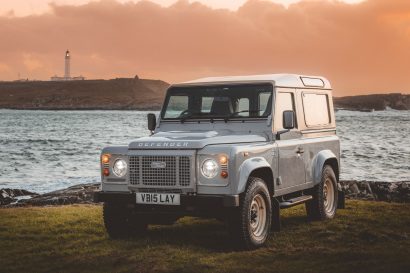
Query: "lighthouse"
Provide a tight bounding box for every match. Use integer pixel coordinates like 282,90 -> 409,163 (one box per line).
50,50 -> 85,81
64,50 -> 71,79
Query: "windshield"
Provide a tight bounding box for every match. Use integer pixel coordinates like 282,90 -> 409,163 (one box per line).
161,84 -> 273,121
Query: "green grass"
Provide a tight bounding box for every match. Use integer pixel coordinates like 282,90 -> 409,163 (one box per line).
0,200 -> 409,273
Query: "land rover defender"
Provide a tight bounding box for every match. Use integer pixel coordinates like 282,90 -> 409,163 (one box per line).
94,74 -> 343,249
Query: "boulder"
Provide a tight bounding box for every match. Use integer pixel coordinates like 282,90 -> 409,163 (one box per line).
340,181 -> 410,202
16,183 -> 100,207
2,180 -> 409,207
0,188 -> 38,206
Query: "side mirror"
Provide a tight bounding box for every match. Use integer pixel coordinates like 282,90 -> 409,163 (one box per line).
147,113 -> 156,132
283,110 -> 295,130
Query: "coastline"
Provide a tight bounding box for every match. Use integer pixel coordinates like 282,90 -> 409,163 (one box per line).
0,79 -> 409,111
1,180 -> 409,207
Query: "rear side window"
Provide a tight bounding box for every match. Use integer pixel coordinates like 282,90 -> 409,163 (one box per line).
302,93 -> 330,126
275,92 -> 295,130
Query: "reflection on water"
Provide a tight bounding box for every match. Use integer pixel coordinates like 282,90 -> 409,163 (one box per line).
0,109 -> 409,193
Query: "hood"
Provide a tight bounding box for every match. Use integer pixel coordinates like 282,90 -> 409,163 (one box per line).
128,130 -> 268,150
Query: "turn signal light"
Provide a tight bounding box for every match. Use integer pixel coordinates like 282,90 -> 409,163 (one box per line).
221,171 -> 228,179
103,168 -> 110,176
219,155 -> 228,164
102,154 -> 110,164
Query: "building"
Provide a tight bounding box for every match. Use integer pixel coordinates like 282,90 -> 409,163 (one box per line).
50,50 -> 85,81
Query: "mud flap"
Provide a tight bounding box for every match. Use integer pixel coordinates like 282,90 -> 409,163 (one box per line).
337,190 -> 345,209
271,198 -> 281,232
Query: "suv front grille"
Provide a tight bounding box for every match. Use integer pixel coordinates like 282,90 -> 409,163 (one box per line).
129,155 -> 191,187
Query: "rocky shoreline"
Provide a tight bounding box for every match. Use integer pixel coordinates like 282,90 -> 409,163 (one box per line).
340,181 -> 410,203
0,77 -> 169,111
333,93 -> 410,111
0,78 -> 408,112
0,183 -> 100,207
1,180 -> 409,207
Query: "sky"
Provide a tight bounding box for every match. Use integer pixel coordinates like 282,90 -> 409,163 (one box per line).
0,0 -> 409,95
1,0 -> 365,16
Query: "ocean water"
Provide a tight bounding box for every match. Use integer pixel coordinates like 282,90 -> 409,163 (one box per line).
0,109 -> 409,193
336,109 -> 410,182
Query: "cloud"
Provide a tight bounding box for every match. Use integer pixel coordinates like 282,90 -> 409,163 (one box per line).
0,0 -> 409,95
22,53 -> 44,71
0,62 -> 11,72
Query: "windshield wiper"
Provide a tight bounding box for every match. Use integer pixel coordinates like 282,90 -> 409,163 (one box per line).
179,111 -> 201,123
179,109 -> 262,123
225,110 -> 261,122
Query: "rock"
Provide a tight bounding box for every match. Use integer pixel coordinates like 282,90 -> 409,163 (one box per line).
349,183 -> 360,195
340,181 -> 410,203
0,188 -> 38,206
14,183 -> 100,207
2,180 -> 409,207
0,194 -> 14,206
363,182 -> 373,194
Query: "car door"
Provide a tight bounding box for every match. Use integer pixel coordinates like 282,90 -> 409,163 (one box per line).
274,90 -> 306,189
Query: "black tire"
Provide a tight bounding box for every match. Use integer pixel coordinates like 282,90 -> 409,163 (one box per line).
103,202 -> 147,239
306,165 -> 338,220
227,177 -> 272,250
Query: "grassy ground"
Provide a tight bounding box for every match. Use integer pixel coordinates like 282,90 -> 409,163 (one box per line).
0,200 -> 409,273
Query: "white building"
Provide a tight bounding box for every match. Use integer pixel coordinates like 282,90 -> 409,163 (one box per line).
50,50 -> 85,81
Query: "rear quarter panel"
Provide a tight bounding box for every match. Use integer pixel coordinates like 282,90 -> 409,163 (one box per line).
302,135 -> 340,184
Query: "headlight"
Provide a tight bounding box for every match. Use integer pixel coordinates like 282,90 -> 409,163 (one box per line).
112,159 -> 127,177
201,159 -> 219,178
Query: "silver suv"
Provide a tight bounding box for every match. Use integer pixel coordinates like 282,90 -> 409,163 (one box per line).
94,74 -> 344,249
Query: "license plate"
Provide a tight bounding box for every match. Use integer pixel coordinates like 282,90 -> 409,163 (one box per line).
136,193 -> 180,205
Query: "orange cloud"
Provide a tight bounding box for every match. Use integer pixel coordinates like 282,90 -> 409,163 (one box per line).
0,0 -> 409,95
22,53 -> 44,71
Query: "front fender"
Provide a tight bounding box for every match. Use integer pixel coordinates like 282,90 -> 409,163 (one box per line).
100,146 -> 129,192
236,157 -> 272,194
102,146 -> 128,155
312,150 -> 338,185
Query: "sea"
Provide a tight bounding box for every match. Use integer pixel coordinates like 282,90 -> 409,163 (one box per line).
0,109 -> 409,193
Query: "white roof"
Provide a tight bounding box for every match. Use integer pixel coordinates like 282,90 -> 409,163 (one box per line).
182,74 -> 331,89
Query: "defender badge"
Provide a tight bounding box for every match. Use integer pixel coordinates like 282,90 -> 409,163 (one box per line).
151,161 -> 167,169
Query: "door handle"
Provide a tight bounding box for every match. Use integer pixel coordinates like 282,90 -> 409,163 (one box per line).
296,147 -> 304,154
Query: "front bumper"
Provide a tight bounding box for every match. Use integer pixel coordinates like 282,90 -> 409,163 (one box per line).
93,191 -> 239,207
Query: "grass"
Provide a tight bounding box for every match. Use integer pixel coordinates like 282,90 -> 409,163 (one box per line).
0,200 -> 409,273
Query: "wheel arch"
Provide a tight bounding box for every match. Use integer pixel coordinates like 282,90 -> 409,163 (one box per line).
324,158 -> 339,182
237,157 -> 274,195
312,150 -> 339,186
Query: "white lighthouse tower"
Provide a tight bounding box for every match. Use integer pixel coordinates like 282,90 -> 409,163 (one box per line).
50,50 -> 85,81
64,50 -> 71,79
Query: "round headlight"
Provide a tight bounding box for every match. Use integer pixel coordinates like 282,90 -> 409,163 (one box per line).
201,159 -> 219,178
113,159 -> 127,177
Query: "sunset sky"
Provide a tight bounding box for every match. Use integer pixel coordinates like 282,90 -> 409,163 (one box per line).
0,0 -> 409,95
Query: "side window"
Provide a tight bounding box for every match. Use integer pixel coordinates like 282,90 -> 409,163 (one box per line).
302,93 -> 330,126
237,98 -> 250,116
259,92 -> 272,116
163,96 -> 189,118
201,97 -> 214,113
275,92 -> 295,130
